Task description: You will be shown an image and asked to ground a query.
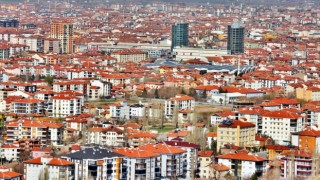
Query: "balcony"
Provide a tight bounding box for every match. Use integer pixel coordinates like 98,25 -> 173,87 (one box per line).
135,169 -> 146,175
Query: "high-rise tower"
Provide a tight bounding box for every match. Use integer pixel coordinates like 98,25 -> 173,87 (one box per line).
227,22 -> 244,54
50,21 -> 74,54
171,22 -> 189,50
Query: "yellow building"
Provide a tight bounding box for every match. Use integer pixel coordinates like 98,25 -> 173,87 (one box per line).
111,49 -> 147,63
266,145 -> 295,160
217,119 -> 255,151
197,151 -> 214,179
296,86 -> 320,101
50,21 -> 74,54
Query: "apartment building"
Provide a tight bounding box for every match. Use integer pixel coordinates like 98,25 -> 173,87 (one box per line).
87,126 -> 124,147
197,151 -> 214,179
261,110 -> 303,145
1,144 -> 20,161
50,21 -> 73,53
50,95 -> 81,117
281,150 -> 313,179
165,94 -> 195,118
63,147 -> 123,180
291,128 -> 320,153
164,140 -> 200,179
24,156 -> 74,180
217,119 -> 256,151
5,120 -> 48,144
0,166 -> 22,180
128,131 -> 157,148
111,49 -> 147,63
43,38 -> 60,53
4,119 -> 63,145
217,152 -> 267,179
296,86 -> 320,101
10,98 -> 45,115
114,147 -> 159,180
109,101 -> 130,120
139,143 -> 186,178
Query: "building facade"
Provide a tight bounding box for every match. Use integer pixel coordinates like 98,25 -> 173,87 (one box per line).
227,22 -> 244,54
171,22 -> 189,50
50,21 -> 74,54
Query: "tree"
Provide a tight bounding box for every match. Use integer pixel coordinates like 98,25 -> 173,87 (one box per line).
38,167 -> 49,180
19,151 -> 31,162
250,173 -> 258,180
203,88 -> 207,99
181,88 -> 186,95
219,98 -> 223,105
142,88 -> 147,98
211,140 -> 217,153
43,76 -> 54,86
154,88 -> 159,99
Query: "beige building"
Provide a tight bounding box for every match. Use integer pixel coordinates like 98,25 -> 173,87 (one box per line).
44,38 -> 60,53
197,151 -> 214,179
111,49 -> 147,63
217,119 -> 255,151
296,86 -> 320,101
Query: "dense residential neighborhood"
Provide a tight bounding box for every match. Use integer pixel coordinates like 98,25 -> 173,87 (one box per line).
0,0 -> 319,180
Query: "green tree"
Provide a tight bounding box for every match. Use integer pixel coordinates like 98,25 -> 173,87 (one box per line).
142,88 -> 147,98
43,76 -> 54,86
155,88 -> 159,98
181,88 -> 186,95
211,140 -> 217,150
250,173 -> 258,180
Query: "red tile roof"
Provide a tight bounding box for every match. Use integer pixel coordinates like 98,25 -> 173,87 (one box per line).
139,143 -> 186,154
113,148 -> 159,158
0,171 -> 22,178
218,120 -> 255,128
47,158 -> 74,166
211,163 -> 230,172
298,128 -> 320,137
198,151 -> 214,157
217,152 -> 266,162
262,110 -> 301,119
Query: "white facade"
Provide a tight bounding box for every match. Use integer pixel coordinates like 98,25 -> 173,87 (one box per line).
262,115 -> 303,145
110,102 -> 130,120
173,47 -> 228,61
50,96 -> 81,117
1,144 -> 19,161
165,95 -> 195,118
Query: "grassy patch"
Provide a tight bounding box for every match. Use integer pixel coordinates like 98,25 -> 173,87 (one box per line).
151,126 -> 175,133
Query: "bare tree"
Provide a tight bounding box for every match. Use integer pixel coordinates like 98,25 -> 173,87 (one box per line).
38,167 -> 50,180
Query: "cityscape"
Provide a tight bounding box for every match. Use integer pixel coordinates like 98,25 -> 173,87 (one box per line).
0,0 -> 319,180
